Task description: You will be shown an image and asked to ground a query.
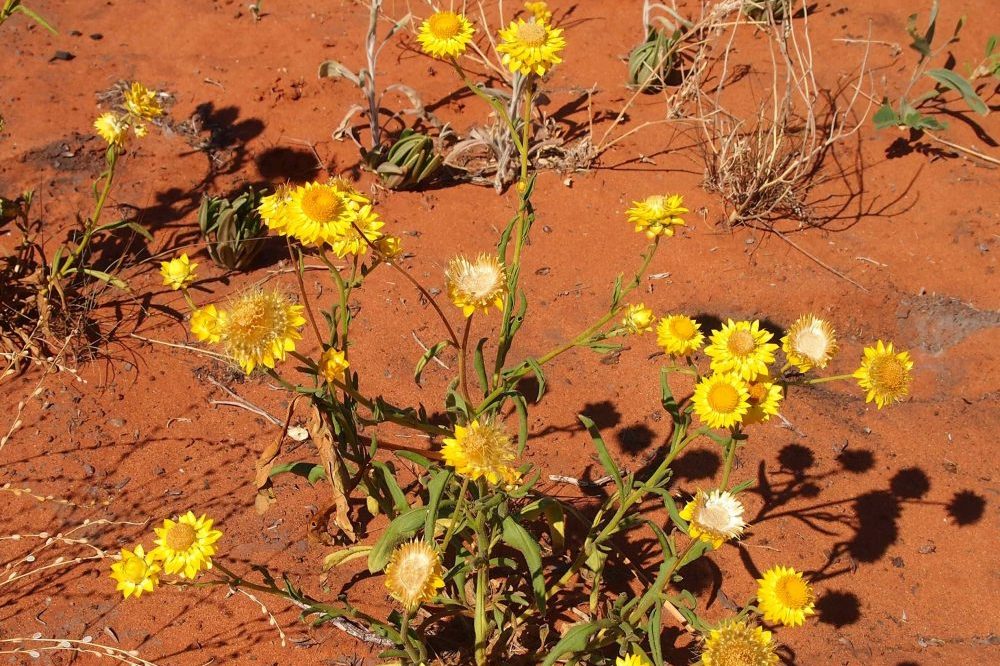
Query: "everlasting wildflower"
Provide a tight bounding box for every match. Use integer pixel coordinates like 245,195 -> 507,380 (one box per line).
109,545 -> 160,599
853,340 -> 913,409
328,205 -> 384,257
319,347 -> 349,383
782,314 -> 837,372
497,18 -> 566,76
679,489 -> 746,550
375,235 -> 403,261
693,373 -> 750,429
261,181 -> 359,247
150,511 -> 223,580
657,315 -> 704,356
445,254 -> 507,317
220,289 -> 305,373
417,11 -> 475,59
704,319 -> 778,381
441,419 -> 520,486
623,303 -> 654,334
699,619 -> 779,666
616,654 -> 651,666
626,194 -> 688,238
742,374 -> 783,425
123,82 -> 163,121
524,1 -> 553,23
756,565 -> 816,627
384,540 -> 445,610
94,112 -> 127,147
160,253 -> 197,290
190,304 -> 226,344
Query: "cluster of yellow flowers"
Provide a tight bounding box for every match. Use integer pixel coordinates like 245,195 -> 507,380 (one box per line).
257,179 -> 400,258
109,512 -> 222,599
417,2 -> 566,77
93,82 -> 163,147
441,419 -> 520,487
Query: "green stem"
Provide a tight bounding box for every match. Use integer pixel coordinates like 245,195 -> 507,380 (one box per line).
458,314 -> 474,406
60,148 -> 119,279
807,373 -> 855,384
473,509 -> 491,666
290,241 -> 326,348
720,435 -> 738,489
449,59 -> 523,153
399,608 -> 421,665
626,539 -> 697,624
440,476 -> 470,551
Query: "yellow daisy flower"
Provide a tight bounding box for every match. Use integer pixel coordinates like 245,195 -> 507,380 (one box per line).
656,315 -> 704,356
150,511 -> 223,580
94,112 -> 127,147
853,340 -> 913,409
626,194 -> 688,238
692,373 -> 750,429
616,654 -> 651,666
109,545 -> 160,599
160,253 -> 197,290
679,489 -> 746,550
441,419 -> 520,486
496,18 -> 566,76
384,539 -> 445,610
417,11 -> 475,59
269,181 -> 360,247
756,565 -> 816,627
190,304 -> 226,344
782,314 -> 838,372
742,374 -> 783,425
123,81 -> 163,121
705,319 -> 779,381
319,347 -> 349,382
623,303 -> 655,334
524,2 -> 553,23
220,289 -> 306,374
445,254 -> 507,317
699,618 -> 778,666
328,205 -> 384,257
257,184 -> 293,234
375,235 -> 403,261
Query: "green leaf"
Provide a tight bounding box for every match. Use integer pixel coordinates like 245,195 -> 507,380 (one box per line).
501,516 -> 546,612
268,461 -> 326,485
578,414 -> 624,496
322,545 -> 372,570
524,358 -> 546,401
367,506 -> 429,573
926,68 -> 989,115
511,393 -> 529,455
473,338 -> 489,394
414,340 -> 449,385
873,100 -> 902,129
371,461 -> 408,515
394,450 -> 432,469
81,268 -> 129,291
540,620 -> 615,666
424,468 -> 452,537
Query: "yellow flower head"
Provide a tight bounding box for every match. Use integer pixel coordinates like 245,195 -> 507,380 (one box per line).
742,374 -> 783,425
623,303 -> 655,334
705,319 -> 778,381
264,181 -> 364,247
94,112 -> 127,147
109,545 -> 160,599
626,194 -> 688,239
375,235 -> 404,261
693,373 -> 750,429
441,419 -> 520,486
257,184 -> 293,233
190,304 -> 226,344
782,314 -> 837,372
524,1 -> 553,22
756,565 -> 816,627
853,340 -> 913,409
445,254 -> 507,317
123,82 -> 163,121
497,18 -> 566,76
384,539 -> 445,610
220,289 -> 306,374
151,511 -> 223,580
616,654 -> 651,666
160,253 -> 197,290
417,11 -> 475,59
679,489 -> 746,550
699,618 -> 778,666
657,315 -> 704,356
328,204 -> 385,257
319,347 -> 349,383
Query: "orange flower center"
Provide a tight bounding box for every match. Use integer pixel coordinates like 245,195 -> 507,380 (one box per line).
708,383 -> 740,413
517,21 -> 547,47
428,12 -> 462,38
165,523 -> 197,551
301,187 -> 344,223
670,317 -> 696,340
746,381 -> 768,404
870,355 -> 906,390
727,330 -> 756,356
775,574 -> 811,609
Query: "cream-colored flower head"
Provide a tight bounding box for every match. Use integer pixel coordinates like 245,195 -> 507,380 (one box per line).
679,489 -> 746,549
384,539 -> 445,610
782,314 -> 837,372
445,254 -> 507,317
